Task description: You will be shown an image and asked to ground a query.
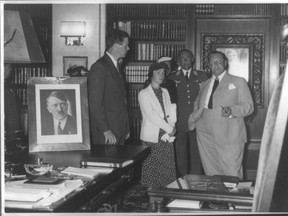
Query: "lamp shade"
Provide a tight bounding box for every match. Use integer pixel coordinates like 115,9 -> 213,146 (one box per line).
60,21 -> 86,37
4,10 -> 46,63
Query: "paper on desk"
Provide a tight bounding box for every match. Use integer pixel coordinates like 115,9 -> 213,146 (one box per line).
167,178 -> 189,190
34,179 -> 83,207
5,186 -> 51,202
5,179 -> 83,209
237,181 -> 253,189
61,166 -> 100,179
85,166 -> 114,174
166,199 -> 203,209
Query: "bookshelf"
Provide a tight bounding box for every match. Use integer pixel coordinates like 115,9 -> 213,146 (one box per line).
280,4 -> 288,75
4,4 -> 52,135
107,4 -> 188,144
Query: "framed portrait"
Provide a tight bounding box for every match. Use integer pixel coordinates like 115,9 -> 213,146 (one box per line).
27,77 -> 90,152
63,56 -> 88,76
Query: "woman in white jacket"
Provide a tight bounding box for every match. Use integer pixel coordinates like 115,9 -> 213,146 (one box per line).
138,62 -> 177,187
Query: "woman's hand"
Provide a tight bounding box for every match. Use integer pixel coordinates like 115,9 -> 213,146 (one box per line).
169,127 -> 177,136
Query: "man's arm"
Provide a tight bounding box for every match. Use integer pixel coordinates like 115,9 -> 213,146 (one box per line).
88,62 -> 110,134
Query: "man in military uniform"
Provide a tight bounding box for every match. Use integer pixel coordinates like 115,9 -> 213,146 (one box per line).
170,49 -> 208,177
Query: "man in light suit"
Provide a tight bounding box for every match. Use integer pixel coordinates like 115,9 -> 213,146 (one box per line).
188,51 -> 254,179
88,29 -> 130,145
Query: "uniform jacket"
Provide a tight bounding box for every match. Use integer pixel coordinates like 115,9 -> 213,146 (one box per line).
138,85 -> 177,143
170,69 -> 208,132
189,73 -> 254,143
41,114 -> 77,135
88,53 -> 129,143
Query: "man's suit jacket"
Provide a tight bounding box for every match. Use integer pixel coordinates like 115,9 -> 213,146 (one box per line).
88,53 -> 129,144
41,114 -> 77,135
170,69 -> 208,132
189,73 -> 254,143
138,85 -> 176,143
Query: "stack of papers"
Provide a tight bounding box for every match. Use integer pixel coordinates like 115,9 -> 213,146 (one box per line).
5,187 -> 51,202
61,166 -> 100,179
85,166 -> 114,174
5,179 -> 83,209
81,158 -> 133,168
166,199 -> 203,210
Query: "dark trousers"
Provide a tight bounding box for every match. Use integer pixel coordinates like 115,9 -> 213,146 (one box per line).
174,130 -> 203,177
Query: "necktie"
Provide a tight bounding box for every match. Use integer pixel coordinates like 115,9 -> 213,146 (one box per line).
185,71 -> 189,81
57,122 -> 63,135
208,78 -> 219,109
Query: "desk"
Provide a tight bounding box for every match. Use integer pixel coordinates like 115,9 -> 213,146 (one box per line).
5,144 -> 150,212
148,185 -> 253,213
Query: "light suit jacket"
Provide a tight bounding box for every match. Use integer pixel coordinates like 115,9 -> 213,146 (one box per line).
138,85 -> 177,143
189,73 -> 254,143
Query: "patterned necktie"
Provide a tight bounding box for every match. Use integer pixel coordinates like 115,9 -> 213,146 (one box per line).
208,78 -> 219,109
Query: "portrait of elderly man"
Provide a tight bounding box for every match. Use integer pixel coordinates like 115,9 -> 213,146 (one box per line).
41,90 -> 77,136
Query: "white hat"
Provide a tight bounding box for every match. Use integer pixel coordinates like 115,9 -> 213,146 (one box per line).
157,56 -> 172,63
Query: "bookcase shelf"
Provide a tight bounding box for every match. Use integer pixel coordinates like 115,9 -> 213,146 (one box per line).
280,4 -> 288,75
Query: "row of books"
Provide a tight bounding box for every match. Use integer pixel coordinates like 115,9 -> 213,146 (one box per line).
196,4 -> 271,15
130,116 -> 142,139
12,66 -> 49,85
14,88 -> 28,107
280,45 -> 287,62
134,43 -> 185,62
115,21 -> 186,40
112,4 -> 187,18
213,4 -> 271,15
281,4 -> 288,16
127,89 -> 141,108
125,66 -> 149,83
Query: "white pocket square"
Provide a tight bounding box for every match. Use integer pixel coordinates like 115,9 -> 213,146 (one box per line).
229,83 -> 236,90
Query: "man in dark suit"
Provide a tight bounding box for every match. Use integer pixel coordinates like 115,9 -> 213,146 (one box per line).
88,29 -> 130,145
42,91 -> 77,135
170,49 -> 208,177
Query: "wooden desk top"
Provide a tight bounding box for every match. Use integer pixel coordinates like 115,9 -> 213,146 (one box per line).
5,144 -> 150,212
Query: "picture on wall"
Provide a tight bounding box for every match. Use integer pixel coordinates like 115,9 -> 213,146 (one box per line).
27,77 -> 90,152
63,56 -> 88,76
216,47 -> 250,82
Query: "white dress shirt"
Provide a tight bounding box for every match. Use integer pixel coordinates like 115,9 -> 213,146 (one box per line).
204,71 -> 226,108
54,117 -> 67,135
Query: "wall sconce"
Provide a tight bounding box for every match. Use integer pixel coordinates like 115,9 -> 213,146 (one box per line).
60,21 -> 86,46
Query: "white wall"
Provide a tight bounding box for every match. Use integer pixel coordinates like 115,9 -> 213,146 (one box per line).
52,4 -> 106,77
